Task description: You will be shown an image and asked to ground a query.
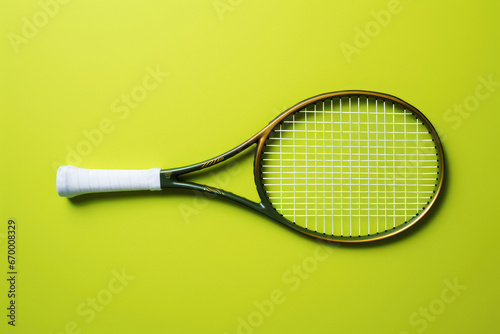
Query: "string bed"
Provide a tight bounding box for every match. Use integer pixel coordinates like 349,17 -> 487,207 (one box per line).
261,95 -> 440,237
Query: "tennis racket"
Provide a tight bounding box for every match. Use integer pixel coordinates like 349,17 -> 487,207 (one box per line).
57,90 -> 444,242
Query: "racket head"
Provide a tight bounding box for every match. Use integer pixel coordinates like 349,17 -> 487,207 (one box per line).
254,91 -> 444,242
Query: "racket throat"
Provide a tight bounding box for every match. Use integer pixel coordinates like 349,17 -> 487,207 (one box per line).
160,175 -> 267,215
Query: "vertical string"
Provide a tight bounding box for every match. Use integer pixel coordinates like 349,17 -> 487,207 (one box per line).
384,99 -> 387,230
416,114 -> 419,215
404,108 -> 407,223
340,97 -> 343,236
349,96 -> 352,237
392,102 -> 396,229
279,121 -> 282,214
305,108 -> 308,230
380,100 -> 383,231
293,112 -> 296,223
323,99 -> 326,233
331,98 -> 335,235
357,96 -> 361,236
367,97 -> 370,235
374,98 -> 379,232
314,102 -> 317,232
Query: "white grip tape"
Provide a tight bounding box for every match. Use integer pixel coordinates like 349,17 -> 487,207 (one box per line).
57,165 -> 161,198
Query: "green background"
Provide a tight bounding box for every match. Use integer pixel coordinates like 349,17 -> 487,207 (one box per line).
1,0 -> 499,333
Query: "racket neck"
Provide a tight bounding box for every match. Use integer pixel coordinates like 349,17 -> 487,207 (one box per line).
162,177 -> 267,215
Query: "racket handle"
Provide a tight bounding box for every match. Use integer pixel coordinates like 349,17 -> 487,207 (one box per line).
56,165 -> 162,198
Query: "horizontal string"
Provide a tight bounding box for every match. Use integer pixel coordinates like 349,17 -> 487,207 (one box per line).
283,121 -> 424,126
262,165 -> 438,169
288,214 -> 412,217
262,171 -> 439,175
295,111 -> 412,115
262,158 -> 437,163
263,151 -> 437,156
266,190 -> 435,193
265,144 -> 436,149
270,131 -> 433,137
265,183 -> 435,187
273,202 -> 428,206
263,177 -> 437,180
276,207 -> 426,211
269,196 -> 428,199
